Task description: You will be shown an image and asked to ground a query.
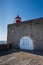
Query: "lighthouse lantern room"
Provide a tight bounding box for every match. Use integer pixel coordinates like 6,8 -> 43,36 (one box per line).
15,15 -> 21,23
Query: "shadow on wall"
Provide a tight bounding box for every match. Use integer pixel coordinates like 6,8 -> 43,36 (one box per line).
0,48 -> 20,57
21,50 -> 43,56
20,37 -> 33,50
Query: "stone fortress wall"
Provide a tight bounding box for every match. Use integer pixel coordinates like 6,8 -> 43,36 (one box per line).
7,18 -> 43,50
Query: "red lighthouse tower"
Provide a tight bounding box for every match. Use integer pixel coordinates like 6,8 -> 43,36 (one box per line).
15,15 -> 21,23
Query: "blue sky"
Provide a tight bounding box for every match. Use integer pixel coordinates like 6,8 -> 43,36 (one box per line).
0,0 -> 43,41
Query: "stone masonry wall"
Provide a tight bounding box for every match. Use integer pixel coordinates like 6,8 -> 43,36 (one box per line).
7,18 -> 43,50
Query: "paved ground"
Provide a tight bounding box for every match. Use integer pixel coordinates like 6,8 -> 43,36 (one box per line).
0,49 -> 43,65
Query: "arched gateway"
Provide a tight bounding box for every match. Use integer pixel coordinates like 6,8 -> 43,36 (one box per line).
20,37 -> 33,50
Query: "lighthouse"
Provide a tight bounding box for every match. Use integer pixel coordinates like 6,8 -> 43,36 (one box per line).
15,15 -> 21,23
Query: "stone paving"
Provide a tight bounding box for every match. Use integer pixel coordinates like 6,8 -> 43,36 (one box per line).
0,49 -> 43,65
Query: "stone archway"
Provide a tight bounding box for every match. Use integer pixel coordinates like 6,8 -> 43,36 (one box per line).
20,37 -> 33,50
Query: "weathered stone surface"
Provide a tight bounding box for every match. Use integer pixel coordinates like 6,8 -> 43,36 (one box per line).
0,51 -> 43,65
7,17 -> 43,50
